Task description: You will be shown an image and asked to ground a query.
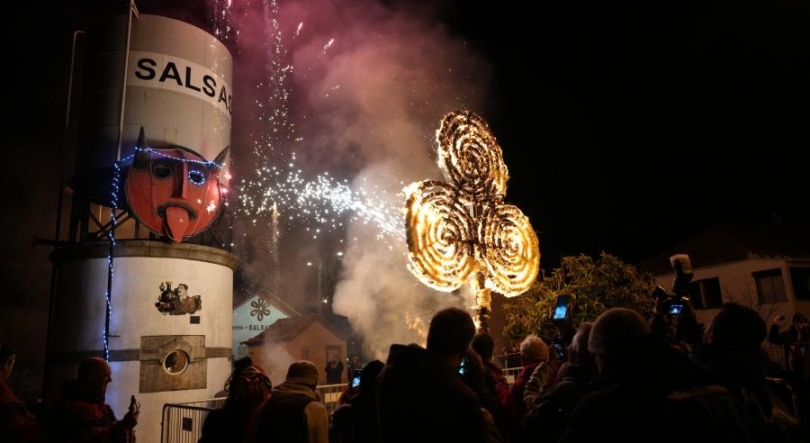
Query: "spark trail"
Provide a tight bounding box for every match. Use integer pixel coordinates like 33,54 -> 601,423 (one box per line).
231,0 -> 405,245
236,159 -> 407,241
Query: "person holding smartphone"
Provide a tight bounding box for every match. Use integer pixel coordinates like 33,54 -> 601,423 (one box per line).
376,307 -> 504,443
351,369 -> 362,388
769,313 -> 808,373
45,357 -> 140,443
499,334 -> 551,443
768,312 -> 809,428
348,360 -> 384,443
518,322 -> 597,443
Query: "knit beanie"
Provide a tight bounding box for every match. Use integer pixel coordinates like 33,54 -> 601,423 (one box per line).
588,307 -> 651,358
286,360 -> 319,386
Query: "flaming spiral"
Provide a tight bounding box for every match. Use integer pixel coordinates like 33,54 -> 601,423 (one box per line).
437,111 -> 509,202
405,111 -> 540,330
478,204 -> 540,296
404,181 -> 476,291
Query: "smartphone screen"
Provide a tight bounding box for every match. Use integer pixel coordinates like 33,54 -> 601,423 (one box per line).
553,335 -> 567,360
552,295 -> 571,321
668,303 -> 683,316
351,374 -> 361,388
458,358 -> 466,376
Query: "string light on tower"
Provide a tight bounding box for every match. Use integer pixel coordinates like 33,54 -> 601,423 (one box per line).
404,111 -> 540,333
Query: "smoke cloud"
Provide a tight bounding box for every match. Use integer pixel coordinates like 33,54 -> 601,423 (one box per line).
229,0 -> 491,360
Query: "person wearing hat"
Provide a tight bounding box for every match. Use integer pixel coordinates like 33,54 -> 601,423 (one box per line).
242,360 -> 328,443
198,357 -> 272,443
0,339 -> 41,443
558,307 -> 708,443
695,302 -> 804,442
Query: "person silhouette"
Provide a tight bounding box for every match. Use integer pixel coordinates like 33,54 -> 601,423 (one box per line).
325,356 -> 344,384
0,339 -> 41,443
243,360 -> 329,443
376,307 -> 504,443
198,357 -> 272,443
46,357 -> 139,443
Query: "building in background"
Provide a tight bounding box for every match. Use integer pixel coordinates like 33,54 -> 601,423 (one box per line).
242,313 -> 350,386
232,288 -> 298,360
638,223 -> 810,368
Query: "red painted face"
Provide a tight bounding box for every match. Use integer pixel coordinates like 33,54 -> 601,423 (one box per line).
125,145 -> 228,242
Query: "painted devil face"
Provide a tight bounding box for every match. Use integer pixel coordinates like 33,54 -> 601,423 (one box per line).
125,135 -> 229,242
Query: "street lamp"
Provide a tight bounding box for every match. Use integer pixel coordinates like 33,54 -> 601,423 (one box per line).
307,251 -> 344,310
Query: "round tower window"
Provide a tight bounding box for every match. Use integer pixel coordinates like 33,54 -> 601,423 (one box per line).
163,350 -> 190,374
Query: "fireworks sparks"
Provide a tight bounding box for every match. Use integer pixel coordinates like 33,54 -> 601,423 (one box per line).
207,0 -> 236,42
228,0 -> 403,244
237,161 -> 406,240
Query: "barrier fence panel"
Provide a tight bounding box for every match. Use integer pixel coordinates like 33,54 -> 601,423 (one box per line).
161,369 -> 523,443
160,399 -> 225,443
317,383 -> 349,417
503,366 -> 521,385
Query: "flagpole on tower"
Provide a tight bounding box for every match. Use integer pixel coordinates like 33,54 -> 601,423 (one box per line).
115,0 -> 140,162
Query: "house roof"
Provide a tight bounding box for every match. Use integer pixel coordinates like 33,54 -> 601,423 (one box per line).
233,287 -> 301,317
241,313 -> 349,346
636,224 -> 810,275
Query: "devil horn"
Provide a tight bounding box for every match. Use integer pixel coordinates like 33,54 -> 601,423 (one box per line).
133,127 -> 151,168
213,146 -> 230,167
137,127 -> 148,148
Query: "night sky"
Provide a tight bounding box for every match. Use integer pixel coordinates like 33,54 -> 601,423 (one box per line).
7,0 -> 810,273
444,0 -> 810,267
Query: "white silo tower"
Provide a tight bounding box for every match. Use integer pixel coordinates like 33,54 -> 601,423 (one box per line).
46,6 -> 237,442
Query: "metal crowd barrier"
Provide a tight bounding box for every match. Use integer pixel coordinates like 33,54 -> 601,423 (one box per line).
317,382 -> 350,416
502,366 -> 521,385
158,385 -> 349,443
160,398 -> 225,443
160,369 -> 523,443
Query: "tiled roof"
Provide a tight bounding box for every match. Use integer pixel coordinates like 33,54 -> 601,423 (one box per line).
242,313 -> 348,346
636,224 -> 810,275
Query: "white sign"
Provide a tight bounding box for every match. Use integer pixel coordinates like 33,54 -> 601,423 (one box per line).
129,51 -> 233,116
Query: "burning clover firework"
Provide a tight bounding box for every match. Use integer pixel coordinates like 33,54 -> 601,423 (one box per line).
404,111 -> 540,332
